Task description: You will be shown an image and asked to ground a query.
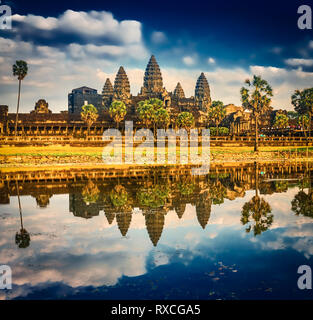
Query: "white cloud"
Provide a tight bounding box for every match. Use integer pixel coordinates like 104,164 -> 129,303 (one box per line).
12,10 -> 143,44
182,56 -> 196,66
151,31 -> 167,44
1,10 -> 313,113
13,14 -> 58,30
285,58 -> 313,67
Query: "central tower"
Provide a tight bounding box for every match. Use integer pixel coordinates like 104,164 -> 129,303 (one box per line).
140,55 -> 164,95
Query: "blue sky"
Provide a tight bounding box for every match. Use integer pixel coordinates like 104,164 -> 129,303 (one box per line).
0,0 -> 313,111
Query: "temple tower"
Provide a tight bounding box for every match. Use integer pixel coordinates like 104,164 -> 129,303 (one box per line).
116,212 -> 132,237
195,73 -> 212,112
195,192 -> 212,229
173,82 -> 185,99
105,212 -> 115,225
174,202 -> 186,219
102,78 -> 113,108
113,67 -> 131,103
141,55 -> 164,95
145,211 -> 165,247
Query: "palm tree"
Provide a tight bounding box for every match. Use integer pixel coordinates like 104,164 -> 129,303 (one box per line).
15,181 -> 31,248
241,162 -> 273,236
241,76 -> 273,152
155,107 -> 170,130
273,113 -> 289,131
13,60 -> 28,137
176,112 -> 195,133
82,180 -> 100,205
109,100 -> 127,129
137,98 -> 165,137
292,88 -> 313,140
208,100 -> 226,133
81,104 -> 98,136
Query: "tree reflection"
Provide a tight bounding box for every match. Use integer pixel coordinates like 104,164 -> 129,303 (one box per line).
291,166 -> 313,218
82,180 -> 100,205
110,185 -> 128,208
241,163 -> 273,236
210,180 -> 226,205
15,181 -> 31,248
137,184 -> 170,208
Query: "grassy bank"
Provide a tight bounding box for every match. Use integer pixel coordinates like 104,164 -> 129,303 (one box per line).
1,145 -> 313,169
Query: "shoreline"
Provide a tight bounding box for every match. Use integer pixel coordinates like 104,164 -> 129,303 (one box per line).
1,158 -> 313,174
1,145 -> 313,171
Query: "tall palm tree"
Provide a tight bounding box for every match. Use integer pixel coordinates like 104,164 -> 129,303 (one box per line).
292,88 -> 313,140
208,100 -> 226,132
241,76 -> 273,152
15,181 -> 31,248
109,100 -> 127,129
13,61 -> 28,137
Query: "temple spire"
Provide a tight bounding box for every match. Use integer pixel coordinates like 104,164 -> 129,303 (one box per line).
195,72 -> 211,112
113,66 -> 131,102
116,212 -> 132,237
102,78 -> 113,107
145,211 -> 165,247
141,55 -> 163,95
173,82 -> 185,99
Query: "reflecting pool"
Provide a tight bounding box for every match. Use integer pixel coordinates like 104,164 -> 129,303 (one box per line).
0,162 -> 313,300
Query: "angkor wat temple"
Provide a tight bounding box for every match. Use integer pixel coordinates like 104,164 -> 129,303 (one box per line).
0,55 -> 273,136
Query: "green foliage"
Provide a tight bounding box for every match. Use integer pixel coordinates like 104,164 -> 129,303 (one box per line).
291,88 -> 313,116
209,127 -> 229,136
81,104 -> 99,129
287,111 -> 298,120
137,184 -> 170,208
178,181 -> 195,196
82,181 -> 100,204
13,60 -> 28,80
137,98 -> 166,128
176,112 -> 195,131
208,100 -> 226,127
109,100 -> 127,126
241,75 -> 273,151
241,196 -> 273,236
240,75 -> 273,116
110,185 -> 128,208
274,113 -> 289,129
291,190 -> 313,218
15,229 -> 31,248
298,114 -> 309,130
210,181 -> 227,205
155,107 -> 170,128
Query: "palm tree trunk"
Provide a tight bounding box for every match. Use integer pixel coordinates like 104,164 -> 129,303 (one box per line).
16,181 -> 24,230
254,115 -> 259,152
15,79 -> 22,137
255,162 -> 259,198
309,111 -> 312,143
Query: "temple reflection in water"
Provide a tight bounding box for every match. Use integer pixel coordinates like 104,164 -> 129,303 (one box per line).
1,162 -> 312,247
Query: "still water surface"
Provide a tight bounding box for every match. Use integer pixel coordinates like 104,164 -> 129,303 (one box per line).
0,162 -> 313,300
